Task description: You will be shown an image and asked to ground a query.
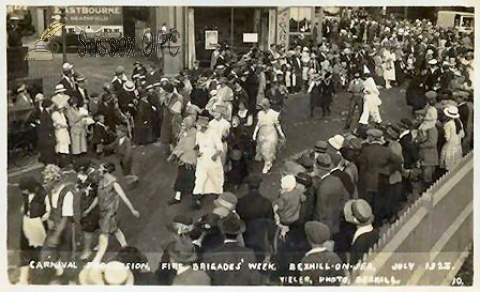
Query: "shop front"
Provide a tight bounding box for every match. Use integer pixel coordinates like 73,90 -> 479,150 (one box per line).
192,7 -> 272,65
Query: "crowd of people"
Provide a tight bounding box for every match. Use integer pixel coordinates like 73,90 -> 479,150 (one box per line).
11,10 -> 474,286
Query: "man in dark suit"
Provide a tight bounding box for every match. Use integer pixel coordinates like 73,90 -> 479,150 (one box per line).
313,153 -> 355,246
357,129 -> 402,227
202,213 -> 263,285
343,199 -> 379,266
37,99 -> 57,165
237,175 -> 274,222
422,59 -> 442,91
59,62 -> 77,98
291,47 -> 303,93
111,65 -> 129,93
236,175 -> 275,262
189,60 -> 203,85
242,61 -> 259,112
300,221 -> 344,286
75,76 -> 88,108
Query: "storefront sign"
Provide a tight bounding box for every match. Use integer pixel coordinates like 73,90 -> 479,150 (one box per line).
205,30 -> 218,50
243,33 -> 258,43
277,8 -> 289,48
54,6 -> 123,25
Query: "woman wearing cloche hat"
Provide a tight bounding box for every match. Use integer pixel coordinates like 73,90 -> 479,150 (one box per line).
439,105 -> 464,171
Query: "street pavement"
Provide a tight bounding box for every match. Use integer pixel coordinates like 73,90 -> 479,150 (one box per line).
8,53 -> 414,273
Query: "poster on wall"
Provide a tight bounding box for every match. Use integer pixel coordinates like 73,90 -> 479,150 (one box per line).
243,33 -> 258,43
205,30 -> 218,50
277,8 -> 289,49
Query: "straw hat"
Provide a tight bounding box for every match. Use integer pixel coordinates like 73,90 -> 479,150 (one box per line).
122,81 -> 135,92
54,84 -> 67,93
444,106 -> 460,119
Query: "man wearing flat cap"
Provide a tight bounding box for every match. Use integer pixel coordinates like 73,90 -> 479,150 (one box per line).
300,221 -> 344,286
202,213 -> 262,285
343,199 -> 379,266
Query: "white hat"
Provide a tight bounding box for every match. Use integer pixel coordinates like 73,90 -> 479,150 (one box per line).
428,59 -> 438,65
444,106 -> 460,119
54,84 -> 67,93
281,174 -> 297,191
328,134 -> 345,151
303,47 -> 309,52
62,62 -> 73,72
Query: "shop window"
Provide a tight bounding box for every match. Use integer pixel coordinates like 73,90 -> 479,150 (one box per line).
289,7 -> 313,33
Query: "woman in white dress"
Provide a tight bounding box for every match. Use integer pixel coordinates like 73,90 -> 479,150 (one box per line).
193,116 -> 225,205
253,98 -> 286,174
359,81 -> 382,126
440,106 -> 465,171
51,103 -> 71,168
382,43 -> 396,89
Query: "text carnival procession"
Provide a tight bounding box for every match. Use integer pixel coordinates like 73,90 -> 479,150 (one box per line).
7,6 -> 474,286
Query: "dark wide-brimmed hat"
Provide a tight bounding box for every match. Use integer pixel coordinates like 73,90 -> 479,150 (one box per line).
73,157 -> 94,172
295,172 -> 313,187
315,153 -> 333,170
298,153 -> 314,170
218,213 -> 246,235
314,140 -> 328,153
